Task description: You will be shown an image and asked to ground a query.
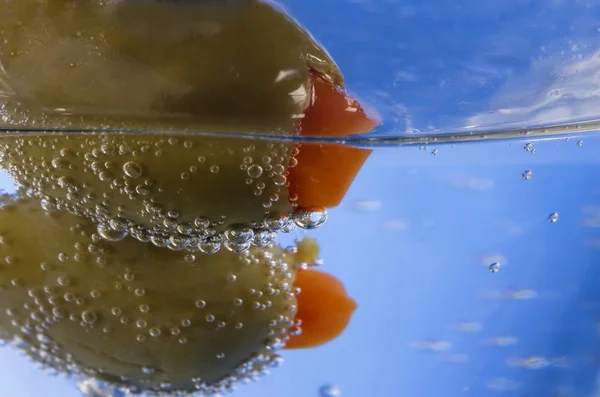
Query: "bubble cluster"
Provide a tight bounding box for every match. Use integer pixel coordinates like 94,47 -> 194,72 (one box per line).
0,134 -> 329,254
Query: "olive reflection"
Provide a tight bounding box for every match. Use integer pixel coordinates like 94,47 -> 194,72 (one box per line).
0,193 -> 356,394
0,0 -> 378,250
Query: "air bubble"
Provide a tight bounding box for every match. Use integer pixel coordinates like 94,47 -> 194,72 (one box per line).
81,310 -> 98,325
199,241 -> 220,254
194,217 -> 211,229
225,225 -> 254,244
123,161 -> 143,178
252,229 -> 275,247
149,328 -> 161,337
524,143 -> 535,153
135,185 -> 150,195
51,158 -> 68,169
136,319 -> 147,329
195,300 -> 207,309
97,224 -> 127,242
548,212 -> 559,223
247,165 -> 263,178
320,384 -> 341,397
40,198 -> 58,213
489,263 -> 501,273
224,240 -> 252,253
294,207 -> 328,229
522,170 -> 533,180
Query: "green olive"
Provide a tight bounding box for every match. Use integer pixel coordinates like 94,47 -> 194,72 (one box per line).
0,193 -> 319,393
0,0 -> 342,133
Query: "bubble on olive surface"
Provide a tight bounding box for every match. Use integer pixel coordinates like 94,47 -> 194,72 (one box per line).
293,207 -> 328,230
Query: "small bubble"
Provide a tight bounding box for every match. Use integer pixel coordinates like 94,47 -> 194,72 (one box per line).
489,263 -> 501,273
195,300 -> 206,309
81,310 -> 98,325
97,224 -> 127,242
548,212 -> 559,223
524,143 -> 535,153
184,254 -> 196,263
139,304 -> 150,313
320,384 -> 341,397
135,185 -> 150,195
40,198 -> 57,213
198,241 -> 220,254
294,207 -> 328,230
149,328 -> 161,337
136,319 -> 147,329
101,143 -> 115,155
142,367 -> 155,375
210,165 -> 220,173
522,170 -> 533,180
431,149 -> 439,155
194,217 -> 211,229
51,158 -> 68,169
577,140 -> 584,146
123,161 -> 143,178
247,164 -> 263,178
225,224 -> 254,244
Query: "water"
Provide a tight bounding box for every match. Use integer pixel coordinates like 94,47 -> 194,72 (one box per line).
1,0 -> 600,396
